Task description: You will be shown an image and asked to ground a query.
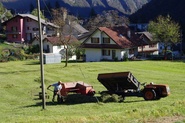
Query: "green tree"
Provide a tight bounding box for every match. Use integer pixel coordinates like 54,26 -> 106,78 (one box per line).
0,2 -> 13,21
31,8 -> 45,19
148,15 -> 180,58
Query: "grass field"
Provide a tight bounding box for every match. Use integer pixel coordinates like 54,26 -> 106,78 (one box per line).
0,60 -> 185,123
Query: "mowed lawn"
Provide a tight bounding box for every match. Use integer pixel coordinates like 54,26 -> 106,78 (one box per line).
0,60 -> 185,123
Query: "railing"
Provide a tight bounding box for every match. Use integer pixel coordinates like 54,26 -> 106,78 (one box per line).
6,30 -> 21,34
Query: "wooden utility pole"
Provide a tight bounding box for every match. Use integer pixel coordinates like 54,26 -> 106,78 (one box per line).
37,0 -> 46,109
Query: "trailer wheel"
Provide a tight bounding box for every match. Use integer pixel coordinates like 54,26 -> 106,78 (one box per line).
87,90 -> 95,96
143,89 -> 156,100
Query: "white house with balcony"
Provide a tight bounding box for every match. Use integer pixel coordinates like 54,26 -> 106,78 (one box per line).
137,32 -> 173,57
80,26 -> 144,62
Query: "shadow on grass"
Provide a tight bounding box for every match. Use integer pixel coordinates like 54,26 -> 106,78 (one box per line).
23,94 -> 101,108
23,94 -> 147,108
63,94 -> 100,105
24,61 -> 40,65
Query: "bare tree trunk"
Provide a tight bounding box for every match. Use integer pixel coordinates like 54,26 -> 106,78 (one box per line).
164,46 -> 167,60
65,48 -> 68,67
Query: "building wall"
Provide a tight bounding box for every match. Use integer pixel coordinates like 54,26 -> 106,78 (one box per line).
85,30 -> 116,45
84,29 -> 127,62
24,17 -> 39,41
6,16 -> 23,42
5,15 -> 57,43
52,45 -> 64,53
85,48 -> 101,62
32,39 -> 64,54
138,43 -> 159,55
84,48 -> 126,62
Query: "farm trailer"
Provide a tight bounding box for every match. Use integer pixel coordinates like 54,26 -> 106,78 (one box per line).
97,71 -> 170,101
50,81 -> 95,103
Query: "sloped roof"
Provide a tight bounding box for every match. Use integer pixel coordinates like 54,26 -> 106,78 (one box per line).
99,27 -> 133,48
81,26 -> 144,49
137,31 -> 153,41
3,14 -> 58,28
71,21 -> 89,34
101,26 -> 145,47
31,35 -> 78,46
43,35 -> 78,45
77,31 -> 93,40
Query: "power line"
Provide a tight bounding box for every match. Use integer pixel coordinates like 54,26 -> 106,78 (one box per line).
41,0 -> 53,19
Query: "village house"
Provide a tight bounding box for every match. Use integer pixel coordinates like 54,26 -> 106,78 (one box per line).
136,31 -> 181,59
2,14 -> 58,43
137,31 -> 159,57
80,26 -> 145,62
31,35 -> 78,60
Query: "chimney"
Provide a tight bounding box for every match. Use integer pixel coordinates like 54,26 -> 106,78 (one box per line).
127,30 -> 131,38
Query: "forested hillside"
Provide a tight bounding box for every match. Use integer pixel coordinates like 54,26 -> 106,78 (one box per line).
129,0 -> 185,28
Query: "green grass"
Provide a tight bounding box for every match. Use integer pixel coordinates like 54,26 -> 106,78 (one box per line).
0,60 -> 185,123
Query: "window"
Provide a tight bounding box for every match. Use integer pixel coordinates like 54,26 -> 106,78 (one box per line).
91,37 -> 99,43
103,37 -> 110,44
12,34 -> 17,38
149,44 -> 156,48
102,49 -> 110,56
48,27 -> 54,31
11,26 -> 17,31
33,28 -> 39,31
27,27 -> 30,30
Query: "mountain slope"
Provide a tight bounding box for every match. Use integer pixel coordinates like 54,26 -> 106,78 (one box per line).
1,0 -> 150,18
129,0 -> 185,26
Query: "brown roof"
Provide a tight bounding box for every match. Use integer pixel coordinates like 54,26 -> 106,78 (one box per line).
81,44 -> 121,49
44,36 -> 78,45
43,37 -> 60,45
99,27 -> 133,48
81,26 -> 144,49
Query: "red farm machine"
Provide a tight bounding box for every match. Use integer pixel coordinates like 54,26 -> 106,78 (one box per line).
52,81 -> 95,103
97,71 -> 170,101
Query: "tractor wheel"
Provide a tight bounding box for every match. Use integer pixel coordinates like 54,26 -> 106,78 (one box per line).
143,89 -> 156,100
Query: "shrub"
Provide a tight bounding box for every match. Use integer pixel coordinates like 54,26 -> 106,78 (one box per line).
123,52 -> 129,61
8,56 -> 18,61
26,44 -> 40,54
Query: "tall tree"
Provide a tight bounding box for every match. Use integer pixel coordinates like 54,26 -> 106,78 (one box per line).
52,8 -> 79,67
148,15 -> 180,58
0,2 -> 13,21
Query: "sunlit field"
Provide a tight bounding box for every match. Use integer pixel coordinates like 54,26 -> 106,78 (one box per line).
0,60 -> 185,123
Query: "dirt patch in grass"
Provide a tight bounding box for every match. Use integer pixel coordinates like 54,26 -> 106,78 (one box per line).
147,116 -> 185,123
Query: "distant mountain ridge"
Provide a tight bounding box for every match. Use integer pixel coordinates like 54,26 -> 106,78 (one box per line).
1,0 -> 150,18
